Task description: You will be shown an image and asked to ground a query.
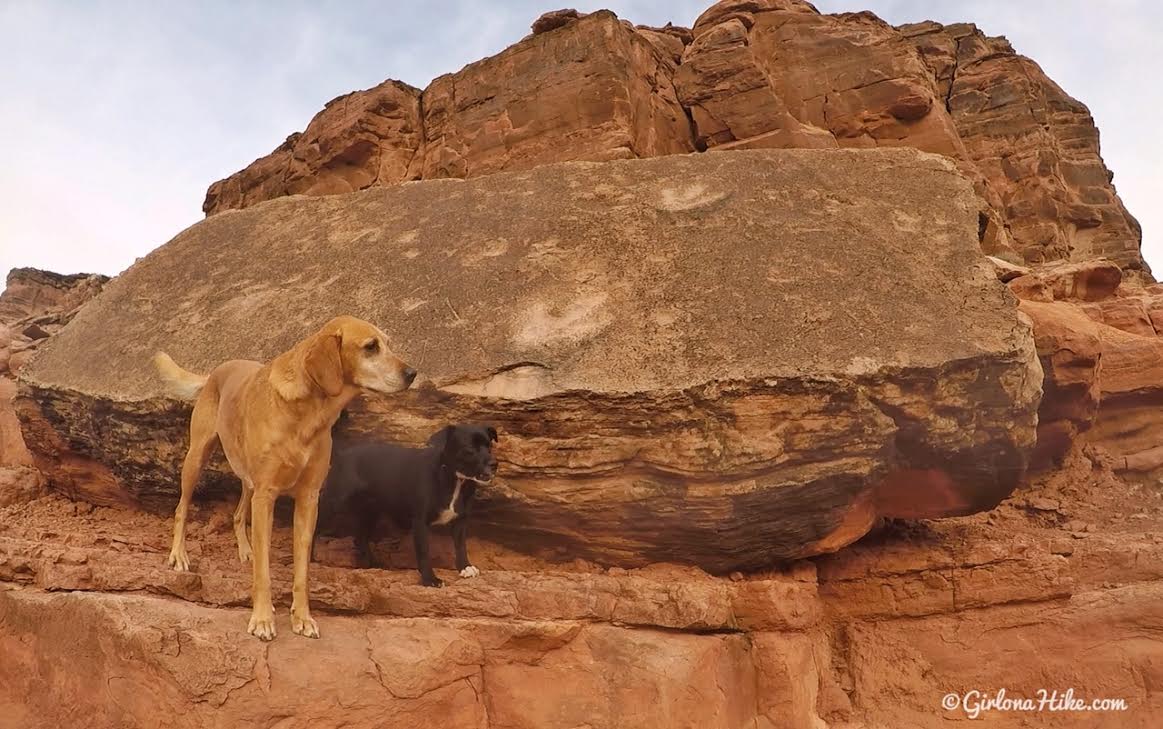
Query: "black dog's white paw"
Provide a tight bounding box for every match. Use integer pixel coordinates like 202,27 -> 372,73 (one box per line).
459,565 -> 481,578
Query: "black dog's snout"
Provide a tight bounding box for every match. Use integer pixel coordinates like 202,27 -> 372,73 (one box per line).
402,367 -> 417,385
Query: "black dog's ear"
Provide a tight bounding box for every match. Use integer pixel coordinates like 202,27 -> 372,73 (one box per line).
486,426 -> 498,442
427,425 -> 455,449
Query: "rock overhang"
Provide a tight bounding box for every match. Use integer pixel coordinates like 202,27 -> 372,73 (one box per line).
18,149 -> 1042,570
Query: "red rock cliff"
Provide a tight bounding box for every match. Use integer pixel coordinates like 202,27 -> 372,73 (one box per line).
203,3 -> 1146,275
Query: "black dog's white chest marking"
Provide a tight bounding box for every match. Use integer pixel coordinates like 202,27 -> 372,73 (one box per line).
431,478 -> 464,526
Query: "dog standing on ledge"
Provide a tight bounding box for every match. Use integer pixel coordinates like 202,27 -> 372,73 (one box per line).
153,315 -> 416,641
314,423 -> 498,586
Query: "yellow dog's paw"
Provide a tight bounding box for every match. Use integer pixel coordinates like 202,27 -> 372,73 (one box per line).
237,542 -> 252,564
292,613 -> 320,639
166,547 -> 190,572
247,611 -> 277,641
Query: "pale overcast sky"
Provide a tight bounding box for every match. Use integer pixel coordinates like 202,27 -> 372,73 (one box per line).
1,1 -> 1158,278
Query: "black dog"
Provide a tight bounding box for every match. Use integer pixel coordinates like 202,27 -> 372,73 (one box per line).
313,424 -> 498,587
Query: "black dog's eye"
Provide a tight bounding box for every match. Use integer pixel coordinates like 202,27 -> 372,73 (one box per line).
362,339 -> 380,354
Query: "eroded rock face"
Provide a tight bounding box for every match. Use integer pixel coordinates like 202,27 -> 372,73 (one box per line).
419,11 -> 693,181
0,268 -> 104,502
1008,259 -> 1163,475
1009,258 -> 1124,303
901,21 -> 1145,271
0,268 -> 106,323
0,378 -> 40,505
530,8 -> 584,35
18,150 -> 1040,570
203,80 -> 423,214
201,2 -> 1145,275
676,4 -> 1022,263
205,11 -> 693,214
0,268 -> 108,376
1018,300 -> 1103,467
681,7 -> 958,155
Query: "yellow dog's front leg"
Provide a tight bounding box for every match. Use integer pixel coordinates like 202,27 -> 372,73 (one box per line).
290,488 -> 321,638
247,487 -> 277,641
290,454 -> 328,639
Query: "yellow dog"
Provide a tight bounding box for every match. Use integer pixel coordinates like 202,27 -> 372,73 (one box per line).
154,316 -> 415,640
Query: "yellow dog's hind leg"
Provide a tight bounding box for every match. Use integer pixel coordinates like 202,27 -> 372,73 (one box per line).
167,397 -> 219,572
233,478 -> 253,563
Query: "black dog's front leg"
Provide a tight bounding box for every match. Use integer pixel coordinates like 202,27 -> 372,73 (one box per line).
452,519 -> 469,571
413,522 -> 443,587
451,519 -> 479,578
354,512 -> 379,569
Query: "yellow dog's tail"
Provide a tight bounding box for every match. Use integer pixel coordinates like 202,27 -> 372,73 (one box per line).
153,352 -> 208,400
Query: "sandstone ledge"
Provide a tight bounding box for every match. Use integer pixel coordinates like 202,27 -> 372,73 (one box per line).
3,457 -> 1163,729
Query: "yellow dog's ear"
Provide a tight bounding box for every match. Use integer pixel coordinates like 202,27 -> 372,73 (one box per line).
304,332 -> 345,397
270,332 -> 345,400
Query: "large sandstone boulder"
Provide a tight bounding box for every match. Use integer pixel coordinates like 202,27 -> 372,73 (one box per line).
18,150 -> 1040,571
200,2 -> 1146,275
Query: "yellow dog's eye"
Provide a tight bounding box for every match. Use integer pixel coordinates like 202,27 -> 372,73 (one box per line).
362,339 -> 380,354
